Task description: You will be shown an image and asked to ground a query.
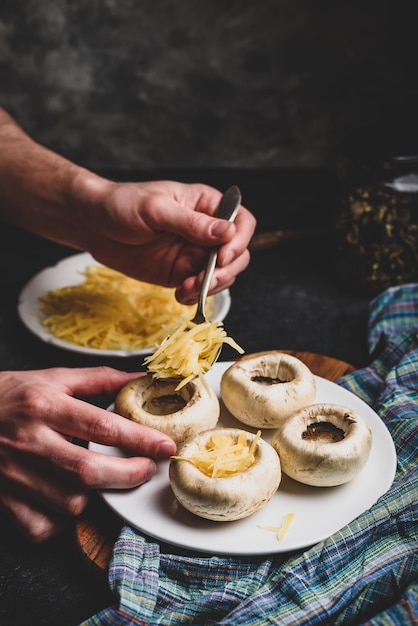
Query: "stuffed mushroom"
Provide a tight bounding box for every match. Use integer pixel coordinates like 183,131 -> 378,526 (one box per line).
169,427 -> 281,521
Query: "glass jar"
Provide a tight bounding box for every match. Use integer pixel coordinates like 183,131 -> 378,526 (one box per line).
335,124 -> 418,296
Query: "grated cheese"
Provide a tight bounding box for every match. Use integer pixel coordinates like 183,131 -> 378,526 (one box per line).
143,318 -> 244,389
258,512 -> 295,541
172,430 -> 262,478
38,265 -> 205,350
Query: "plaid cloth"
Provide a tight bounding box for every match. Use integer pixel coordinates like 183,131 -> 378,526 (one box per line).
83,284 -> 418,626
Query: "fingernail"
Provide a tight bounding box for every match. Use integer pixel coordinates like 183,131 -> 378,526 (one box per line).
210,220 -> 231,237
157,440 -> 176,460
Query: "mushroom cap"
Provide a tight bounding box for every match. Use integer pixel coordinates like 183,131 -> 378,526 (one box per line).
271,403 -> 373,486
220,351 -> 316,428
115,374 -> 220,444
169,428 -> 282,521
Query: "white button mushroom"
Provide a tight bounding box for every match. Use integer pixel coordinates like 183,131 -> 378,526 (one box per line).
271,403 -> 373,487
115,375 -> 220,444
169,428 -> 282,521
220,351 -> 316,428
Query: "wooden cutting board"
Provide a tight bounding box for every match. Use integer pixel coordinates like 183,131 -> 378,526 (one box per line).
75,351 -> 355,571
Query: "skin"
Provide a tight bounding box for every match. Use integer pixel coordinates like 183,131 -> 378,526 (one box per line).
0,108 -> 257,541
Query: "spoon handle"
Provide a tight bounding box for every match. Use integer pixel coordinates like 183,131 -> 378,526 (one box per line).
192,186 -> 242,324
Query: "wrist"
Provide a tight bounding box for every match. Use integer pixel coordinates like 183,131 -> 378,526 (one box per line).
0,109 -> 113,250
66,167 -> 113,248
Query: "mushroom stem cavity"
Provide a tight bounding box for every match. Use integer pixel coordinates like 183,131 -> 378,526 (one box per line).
251,375 -> 285,385
302,422 -> 345,442
115,374 -> 220,444
142,388 -> 189,415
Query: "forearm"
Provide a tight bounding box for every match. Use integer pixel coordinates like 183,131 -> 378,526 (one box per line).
0,108 -> 108,248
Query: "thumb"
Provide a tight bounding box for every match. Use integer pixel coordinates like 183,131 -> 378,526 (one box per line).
154,200 -> 237,247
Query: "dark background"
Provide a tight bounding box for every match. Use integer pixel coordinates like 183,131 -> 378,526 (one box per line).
1,1 -> 417,171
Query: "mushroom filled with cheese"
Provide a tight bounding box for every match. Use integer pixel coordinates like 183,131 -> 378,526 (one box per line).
220,351 -> 316,428
271,403 -> 373,487
115,375 -> 220,444
169,428 -> 281,521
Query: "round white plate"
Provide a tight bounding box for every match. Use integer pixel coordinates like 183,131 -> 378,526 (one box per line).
89,361 -> 397,556
17,252 -> 231,358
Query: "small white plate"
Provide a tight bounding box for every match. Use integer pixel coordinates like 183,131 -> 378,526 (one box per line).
90,361 -> 397,556
17,252 -> 231,358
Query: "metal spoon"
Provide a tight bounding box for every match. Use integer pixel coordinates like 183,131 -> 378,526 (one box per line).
190,185 -> 241,325
144,186 -> 242,382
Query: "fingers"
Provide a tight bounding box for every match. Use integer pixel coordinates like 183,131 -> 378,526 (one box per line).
3,365 -> 177,455
0,445 -> 89,515
45,365 -> 142,398
150,200 -> 237,248
34,430 -> 159,489
175,247 -> 250,304
176,273 -> 235,305
0,437 -> 159,543
217,205 -> 256,268
143,182 -> 251,250
45,392 -> 177,459
0,449 -> 88,542
0,431 -> 159,543
12,365 -> 177,458
10,394 -> 174,486
0,494 -> 68,543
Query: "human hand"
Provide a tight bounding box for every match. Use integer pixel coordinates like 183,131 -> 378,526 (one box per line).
0,111 -> 256,303
0,367 -> 176,543
74,179 -> 257,304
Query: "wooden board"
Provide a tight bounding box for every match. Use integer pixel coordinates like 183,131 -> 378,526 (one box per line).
75,351 -> 355,571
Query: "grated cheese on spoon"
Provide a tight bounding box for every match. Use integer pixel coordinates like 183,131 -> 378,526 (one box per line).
143,318 -> 244,390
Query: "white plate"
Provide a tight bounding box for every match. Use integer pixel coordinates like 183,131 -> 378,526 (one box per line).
89,361 -> 397,556
17,252 -> 231,358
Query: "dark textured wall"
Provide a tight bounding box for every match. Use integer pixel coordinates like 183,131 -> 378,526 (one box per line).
0,1 -> 416,171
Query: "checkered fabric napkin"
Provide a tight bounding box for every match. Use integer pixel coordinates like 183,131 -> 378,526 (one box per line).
83,284 -> 418,626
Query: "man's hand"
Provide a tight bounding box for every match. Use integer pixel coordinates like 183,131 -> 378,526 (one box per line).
73,178 -> 256,304
0,367 -> 176,542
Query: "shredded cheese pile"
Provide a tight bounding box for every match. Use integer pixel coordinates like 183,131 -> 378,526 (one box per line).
144,319 -> 244,389
38,266 -> 203,350
173,430 -> 262,478
258,513 -> 295,541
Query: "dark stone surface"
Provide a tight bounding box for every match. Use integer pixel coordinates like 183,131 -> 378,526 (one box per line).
0,168 -> 372,625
